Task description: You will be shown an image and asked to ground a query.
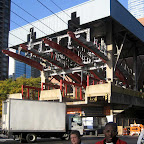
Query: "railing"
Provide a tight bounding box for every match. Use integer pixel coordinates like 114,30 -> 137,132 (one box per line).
41,80 -> 83,100
21,85 -> 41,100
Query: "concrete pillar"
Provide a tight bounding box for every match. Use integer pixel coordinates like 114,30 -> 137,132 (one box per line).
133,47 -> 138,90
41,71 -> 46,90
106,20 -> 113,83
73,85 -> 76,98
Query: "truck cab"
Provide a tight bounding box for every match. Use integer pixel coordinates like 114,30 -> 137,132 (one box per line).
67,113 -> 84,135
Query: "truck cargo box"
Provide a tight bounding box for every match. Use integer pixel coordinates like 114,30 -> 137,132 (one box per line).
2,99 -> 66,133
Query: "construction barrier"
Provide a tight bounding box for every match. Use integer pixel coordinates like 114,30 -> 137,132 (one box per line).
130,124 -> 143,136
123,128 -> 127,135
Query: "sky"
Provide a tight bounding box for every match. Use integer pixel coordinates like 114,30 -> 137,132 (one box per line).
10,0 -> 128,30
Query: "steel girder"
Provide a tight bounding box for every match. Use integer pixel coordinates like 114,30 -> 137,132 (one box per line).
43,38 -> 84,66
2,49 -> 43,71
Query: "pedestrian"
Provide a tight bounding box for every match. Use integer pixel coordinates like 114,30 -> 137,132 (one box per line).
95,122 -> 127,144
70,130 -> 84,144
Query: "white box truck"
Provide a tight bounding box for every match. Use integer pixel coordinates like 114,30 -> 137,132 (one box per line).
2,99 -> 83,143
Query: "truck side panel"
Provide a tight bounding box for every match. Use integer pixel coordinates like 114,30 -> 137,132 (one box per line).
4,99 -> 66,132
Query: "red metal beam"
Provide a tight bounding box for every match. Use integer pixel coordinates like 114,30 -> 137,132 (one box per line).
42,82 -> 60,89
22,85 -> 41,100
27,88 -> 30,99
20,44 -> 86,87
38,91 -> 40,100
53,75 -> 83,88
69,73 -> 81,83
43,38 -> 84,66
75,87 -> 77,99
20,44 -> 64,69
22,85 -> 41,91
87,75 -> 89,86
53,75 -> 63,82
80,87 -> 82,100
60,79 -> 63,91
62,80 -> 82,87
2,49 -> 43,71
89,70 -> 101,80
68,31 -> 107,63
69,73 -> 86,89
22,85 -> 24,99
53,74 -> 86,88
115,68 -> 128,87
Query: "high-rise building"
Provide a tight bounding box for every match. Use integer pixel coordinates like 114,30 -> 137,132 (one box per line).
8,28 -> 40,79
128,0 -> 144,19
15,50 -> 31,79
0,0 -> 11,80
9,49 -> 40,79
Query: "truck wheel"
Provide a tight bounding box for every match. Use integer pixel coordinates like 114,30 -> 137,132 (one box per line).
61,133 -> 70,140
65,134 -> 70,140
26,133 -> 37,143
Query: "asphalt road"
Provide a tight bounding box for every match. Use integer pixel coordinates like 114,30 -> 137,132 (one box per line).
0,135 -> 138,144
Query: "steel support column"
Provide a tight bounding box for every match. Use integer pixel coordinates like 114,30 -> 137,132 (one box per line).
106,20 -> 113,83
133,47 -> 138,90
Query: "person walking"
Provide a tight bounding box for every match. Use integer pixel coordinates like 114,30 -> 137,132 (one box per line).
70,130 -> 84,144
95,122 -> 127,144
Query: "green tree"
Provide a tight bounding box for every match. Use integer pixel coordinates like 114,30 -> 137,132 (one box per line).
0,76 -> 41,101
0,77 -> 41,117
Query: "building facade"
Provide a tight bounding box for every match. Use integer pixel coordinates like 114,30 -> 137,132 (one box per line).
15,60 -> 31,78
9,49 -> 40,79
128,0 -> 144,19
0,0 -> 11,80
15,50 -> 31,79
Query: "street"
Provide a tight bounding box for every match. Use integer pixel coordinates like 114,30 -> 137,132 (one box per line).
0,135 -> 138,144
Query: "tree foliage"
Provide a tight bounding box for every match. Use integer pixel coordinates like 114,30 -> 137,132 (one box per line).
0,77 -> 41,101
0,77 -> 41,117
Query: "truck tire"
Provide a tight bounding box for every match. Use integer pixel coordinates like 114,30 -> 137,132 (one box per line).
26,133 -> 37,143
65,134 -> 70,140
61,133 -> 70,140
64,134 -> 70,140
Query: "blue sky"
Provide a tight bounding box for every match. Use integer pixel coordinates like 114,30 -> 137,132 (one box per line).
119,0 -> 128,8
10,0 -> 128,30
